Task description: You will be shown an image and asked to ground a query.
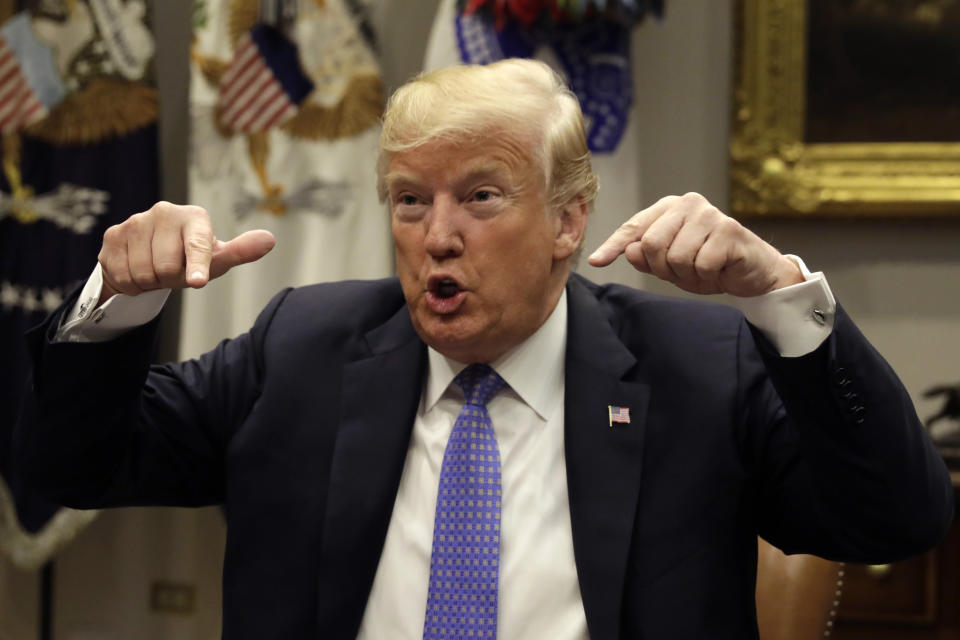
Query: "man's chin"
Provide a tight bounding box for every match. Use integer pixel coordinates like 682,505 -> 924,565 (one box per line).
411,313 -> 493,363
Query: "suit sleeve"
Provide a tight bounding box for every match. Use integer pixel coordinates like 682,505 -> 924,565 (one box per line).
741,305 -> 954,563
13,287 -> 293,509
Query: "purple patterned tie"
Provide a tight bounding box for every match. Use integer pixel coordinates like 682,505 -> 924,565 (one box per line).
423,364 -> 506,640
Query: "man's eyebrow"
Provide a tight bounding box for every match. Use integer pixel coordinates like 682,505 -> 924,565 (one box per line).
384,173 -> 417,191
385,162 -> 512,192
449,163 -> 516,190
460,161 -> 510,180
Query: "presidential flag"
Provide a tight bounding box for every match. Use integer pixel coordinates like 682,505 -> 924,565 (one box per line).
182,0 -> 393,359
0,1 -> 157,566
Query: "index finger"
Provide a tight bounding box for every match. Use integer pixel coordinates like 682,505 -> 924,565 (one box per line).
181,207 -> 215,288
587,196 -> 675,267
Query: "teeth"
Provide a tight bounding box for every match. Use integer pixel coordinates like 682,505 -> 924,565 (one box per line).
436,280 -> 459,299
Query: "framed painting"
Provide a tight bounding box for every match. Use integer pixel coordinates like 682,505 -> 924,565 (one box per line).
730,0 -> 960,216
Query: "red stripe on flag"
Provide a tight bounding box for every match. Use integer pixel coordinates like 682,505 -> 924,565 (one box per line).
0,79 -> 29,129
219,46 -> 262,106
0,43 -> 15,64
219,37 -> 256,87
223,71 -> 274,128
0,37 -> 47,133
19,96 -> 45,123
223,70 -> 274,129
233,87 -> 287,132
0,87 -> 46,132
0,62 -> 23,96
219,40 -> 264,102
245,94 -> 291,133
233,80 -> 286,131
0,77 -> 26,113
255,94 -> 297,132
220,60 -> 270,121
0,50 -> 15,72
0,76 -> 29,111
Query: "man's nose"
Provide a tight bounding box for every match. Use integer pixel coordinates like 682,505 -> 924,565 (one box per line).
423,195 -> 464,258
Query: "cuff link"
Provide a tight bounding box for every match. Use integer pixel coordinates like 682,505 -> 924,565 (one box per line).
92,308 -> 105,324
811,307 -> 826,326
78,296 -> 97,319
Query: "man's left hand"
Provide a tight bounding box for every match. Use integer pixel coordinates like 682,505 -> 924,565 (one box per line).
588,192 -> 803,297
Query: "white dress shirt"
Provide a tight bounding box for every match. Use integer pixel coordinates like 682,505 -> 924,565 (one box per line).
358,290 -> 587,640
55,258 -> 837,639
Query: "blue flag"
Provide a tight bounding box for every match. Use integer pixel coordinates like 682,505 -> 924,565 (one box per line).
0,2 -> 158,556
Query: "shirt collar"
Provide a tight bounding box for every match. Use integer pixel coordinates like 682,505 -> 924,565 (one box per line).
423,289 -> 568,420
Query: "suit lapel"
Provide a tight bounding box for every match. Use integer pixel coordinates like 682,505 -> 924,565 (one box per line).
316,306 -> 427,637
314,277 -> 650,638
564,276 -> 650,640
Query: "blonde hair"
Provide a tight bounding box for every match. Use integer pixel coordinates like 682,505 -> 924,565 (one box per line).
378,58 -> 599,212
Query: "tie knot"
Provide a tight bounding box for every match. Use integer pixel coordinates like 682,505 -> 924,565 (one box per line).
454,364 -> 505,407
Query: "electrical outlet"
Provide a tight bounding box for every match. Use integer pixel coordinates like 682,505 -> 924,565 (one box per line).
150,581 -> 195,615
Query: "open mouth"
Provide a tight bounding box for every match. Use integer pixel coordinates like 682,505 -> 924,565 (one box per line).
434,278 -> 460,299
428,276 -> 462,299
426,276 -> 467,314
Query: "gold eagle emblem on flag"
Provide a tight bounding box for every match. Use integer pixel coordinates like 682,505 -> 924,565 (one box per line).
191,0 -> 384,214
0,0 -> 157,228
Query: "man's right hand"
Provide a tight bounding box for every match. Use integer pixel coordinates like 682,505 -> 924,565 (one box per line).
97,202 -> 276,305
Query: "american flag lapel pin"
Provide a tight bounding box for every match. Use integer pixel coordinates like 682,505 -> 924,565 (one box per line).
608,405 -> 630,427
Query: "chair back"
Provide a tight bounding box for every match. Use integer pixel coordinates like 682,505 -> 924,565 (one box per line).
756,538 -> 844,639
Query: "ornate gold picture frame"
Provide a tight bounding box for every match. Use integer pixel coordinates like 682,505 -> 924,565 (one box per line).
730,0 -> 960,217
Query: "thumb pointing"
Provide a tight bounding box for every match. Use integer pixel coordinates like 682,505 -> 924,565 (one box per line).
209,230 -> 276,281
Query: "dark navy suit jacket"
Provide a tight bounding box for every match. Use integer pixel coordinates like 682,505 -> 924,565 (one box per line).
16,274 -> 954,639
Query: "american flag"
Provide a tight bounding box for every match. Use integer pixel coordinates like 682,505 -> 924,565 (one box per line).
608,405 -> 630,426
0,32 -> 50,133
217,24 -> 314,134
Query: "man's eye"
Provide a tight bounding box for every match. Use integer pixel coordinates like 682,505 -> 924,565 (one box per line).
472,190 -> 495,202
399,194 -> 419,206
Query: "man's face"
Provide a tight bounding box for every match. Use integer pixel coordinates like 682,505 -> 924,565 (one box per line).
387,136 -> 575,363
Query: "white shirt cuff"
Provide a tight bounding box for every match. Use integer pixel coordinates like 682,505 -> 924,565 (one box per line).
56,264 -> 170,343
726,255 -> 837,358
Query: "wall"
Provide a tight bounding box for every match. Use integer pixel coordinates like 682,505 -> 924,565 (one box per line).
6,0 -> 958,637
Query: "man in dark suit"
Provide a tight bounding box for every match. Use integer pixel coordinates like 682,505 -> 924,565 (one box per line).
16,59 -> 953,639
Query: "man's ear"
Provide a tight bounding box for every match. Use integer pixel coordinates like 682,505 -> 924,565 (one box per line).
553,197 -> 589,261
